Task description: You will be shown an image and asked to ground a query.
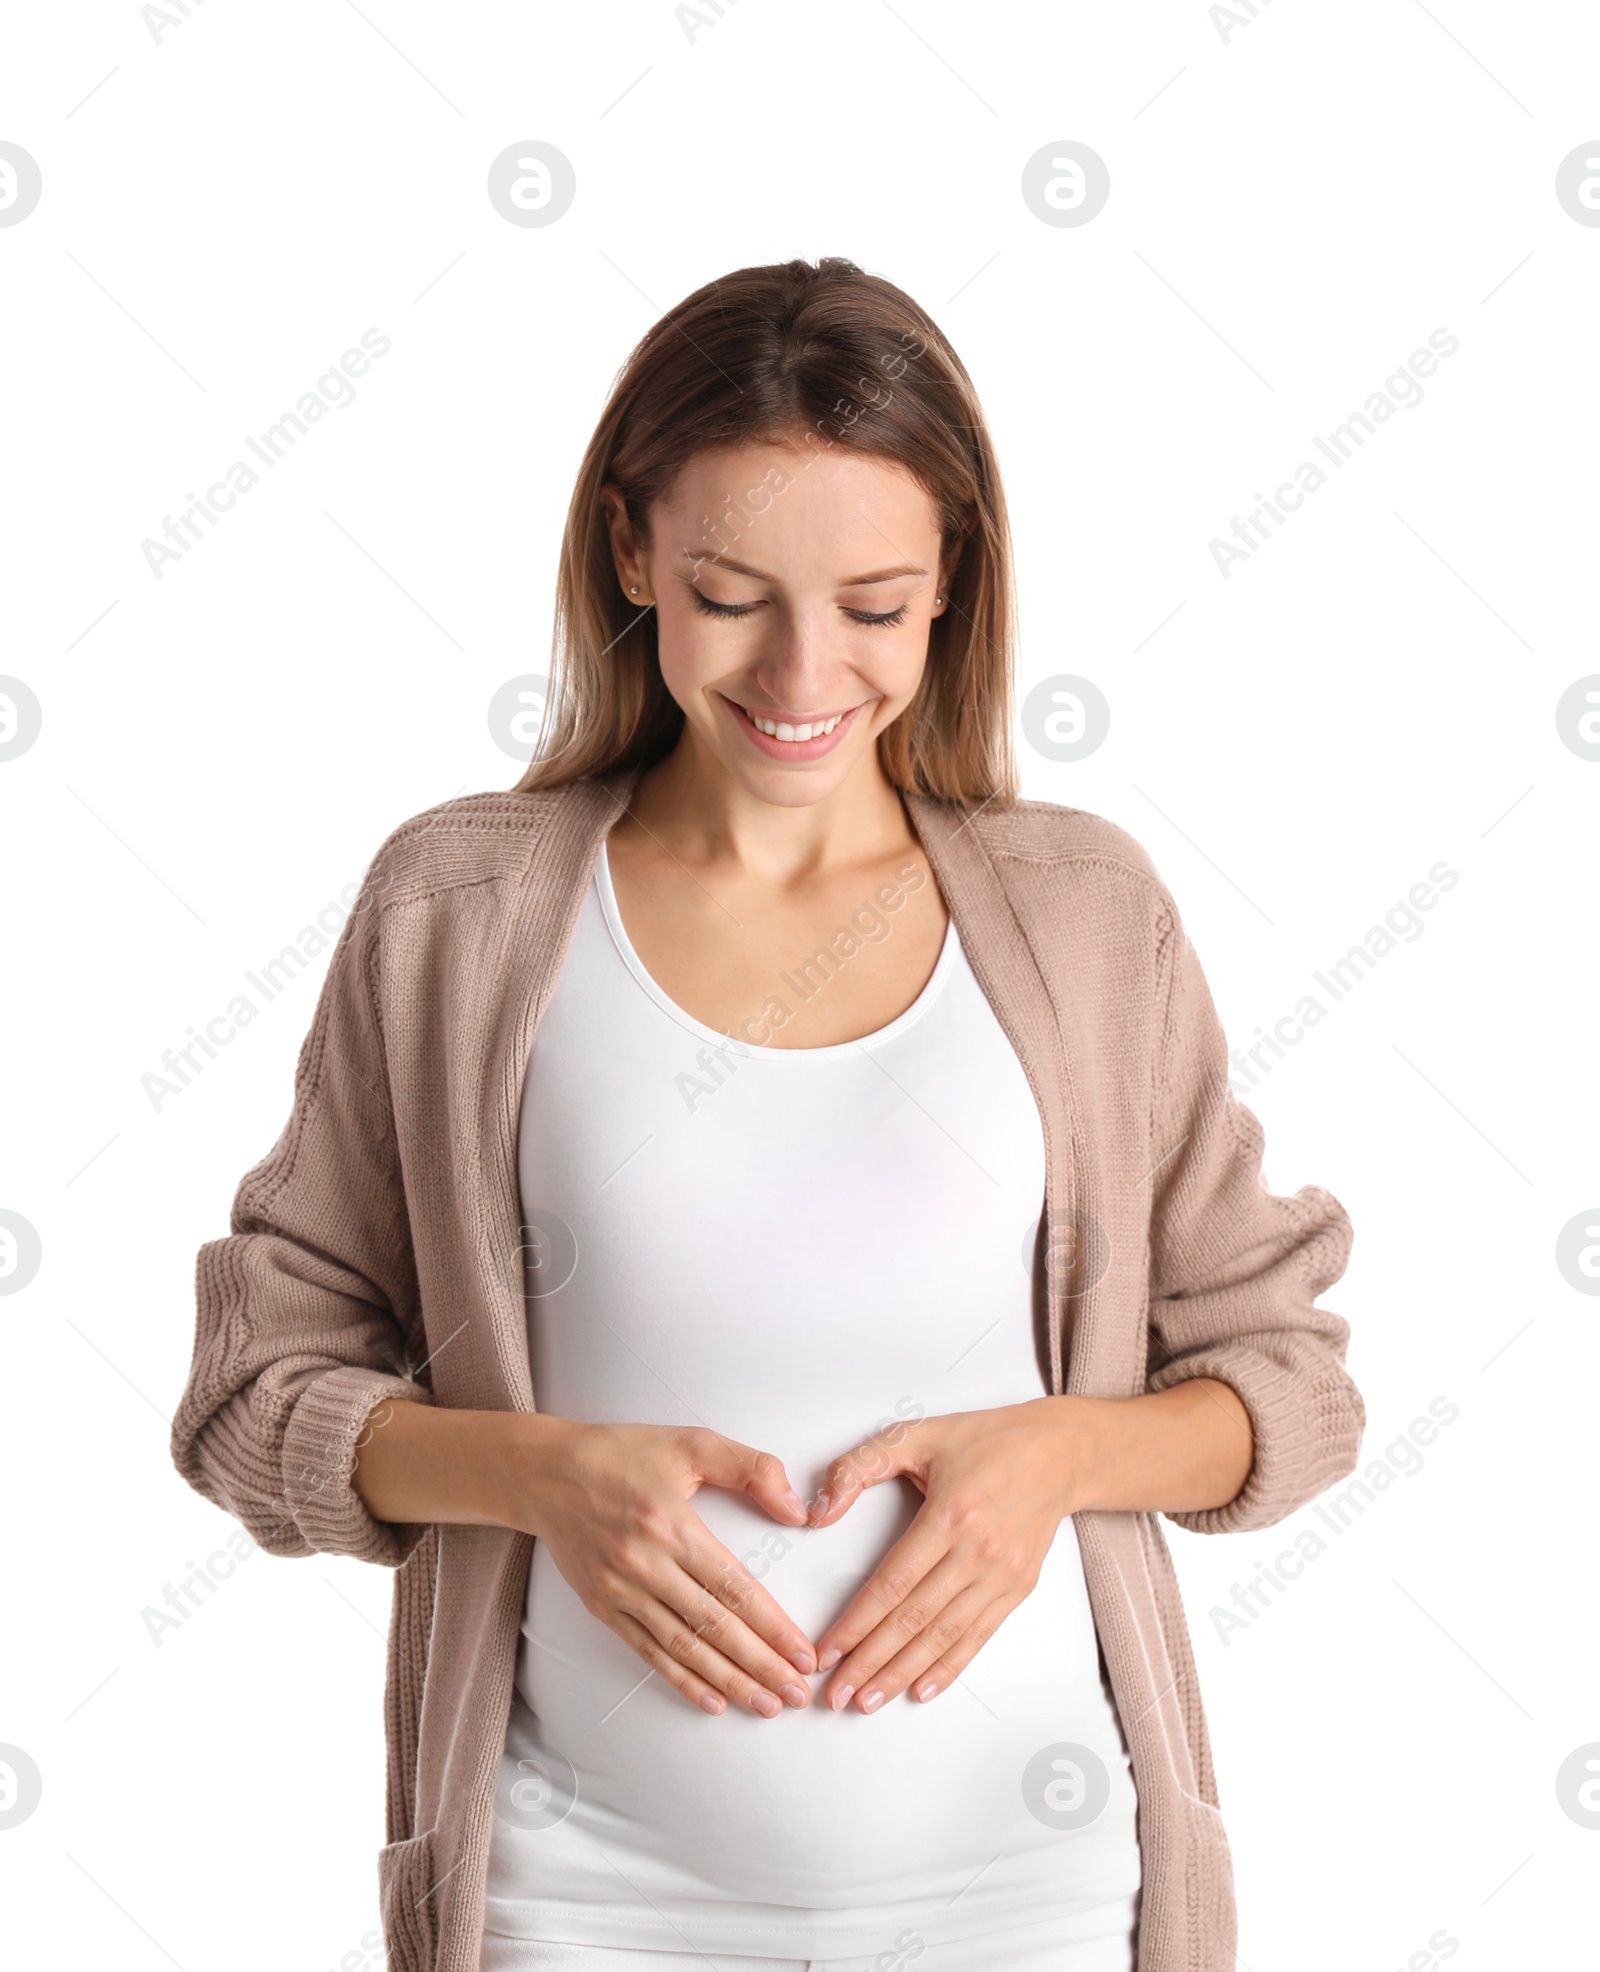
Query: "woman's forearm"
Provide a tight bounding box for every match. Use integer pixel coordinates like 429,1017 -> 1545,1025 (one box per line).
350,1376 -> 1254,1538
1055,1377 -> 1255,1515
351,1395 -> 557,1532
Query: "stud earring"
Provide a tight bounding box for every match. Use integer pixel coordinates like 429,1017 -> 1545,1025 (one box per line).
630,584 -> 639,595
935,593 -> 944,605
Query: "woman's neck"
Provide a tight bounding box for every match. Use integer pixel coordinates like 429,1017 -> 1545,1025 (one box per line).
621,726 -> 918,886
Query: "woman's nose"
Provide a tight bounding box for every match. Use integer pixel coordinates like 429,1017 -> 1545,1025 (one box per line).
749,607 -> 834,701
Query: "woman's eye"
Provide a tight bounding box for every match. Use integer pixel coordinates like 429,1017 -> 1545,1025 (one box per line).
691,593 -> 761,620
689,594 -> 909,627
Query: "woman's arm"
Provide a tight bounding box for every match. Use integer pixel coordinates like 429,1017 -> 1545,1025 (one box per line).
170,842 -> 437,1568
1051,1377 -> 1254,1515
1141,902 -> 1363,1533
352,1396 -> 823,1719
801,1381 -> 1251,1712
351,1395 -> 540,1529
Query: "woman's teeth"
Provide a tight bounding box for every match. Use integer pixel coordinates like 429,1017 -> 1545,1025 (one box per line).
745,708 -> 844,742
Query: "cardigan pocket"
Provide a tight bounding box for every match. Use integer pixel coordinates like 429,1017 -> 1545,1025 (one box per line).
378,1825 -> 441,1972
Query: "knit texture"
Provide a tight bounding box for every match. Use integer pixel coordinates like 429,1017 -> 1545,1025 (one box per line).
169,769 -> 1363,1972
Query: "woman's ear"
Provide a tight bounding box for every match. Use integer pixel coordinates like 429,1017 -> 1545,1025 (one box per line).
600,483 -> 652,604
931,556 -> 959,614
932,518 -> 974,615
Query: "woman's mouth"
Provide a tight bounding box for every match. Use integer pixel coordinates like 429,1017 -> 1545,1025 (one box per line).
724,696 -> 864,760
746,709 -> 844,741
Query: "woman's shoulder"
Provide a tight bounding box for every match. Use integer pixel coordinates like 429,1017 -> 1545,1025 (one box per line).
350,778 -> 619,923
957,793 -> 1170,897
909,791 -> 1186,964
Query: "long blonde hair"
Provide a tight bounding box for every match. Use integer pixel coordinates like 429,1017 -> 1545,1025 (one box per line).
515,256 -> 1018,808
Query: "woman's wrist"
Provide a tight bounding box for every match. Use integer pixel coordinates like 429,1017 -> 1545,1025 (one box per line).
352,1397 -> 575,1535
1036,1379 -> 1255,1518
1031,1394 -> 1107,1517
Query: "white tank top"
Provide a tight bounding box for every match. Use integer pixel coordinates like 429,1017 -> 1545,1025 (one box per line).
482,844 -> 1140,1963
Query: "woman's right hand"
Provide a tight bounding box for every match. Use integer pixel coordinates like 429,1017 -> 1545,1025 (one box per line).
507,1415 -> 818,1718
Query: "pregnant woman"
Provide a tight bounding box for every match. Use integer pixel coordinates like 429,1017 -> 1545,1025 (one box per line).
171,257 -> 1363,1972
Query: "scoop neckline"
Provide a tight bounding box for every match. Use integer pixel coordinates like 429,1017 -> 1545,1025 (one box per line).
594,840 -> 959,1060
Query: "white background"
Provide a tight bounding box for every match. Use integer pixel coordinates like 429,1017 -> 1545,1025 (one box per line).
3,2 -> 1597,1967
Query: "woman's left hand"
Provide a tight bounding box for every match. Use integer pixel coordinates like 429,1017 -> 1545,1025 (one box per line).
806,1396 -> 1091,1715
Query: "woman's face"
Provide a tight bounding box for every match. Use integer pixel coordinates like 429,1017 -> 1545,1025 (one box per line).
604,439 -> 951,808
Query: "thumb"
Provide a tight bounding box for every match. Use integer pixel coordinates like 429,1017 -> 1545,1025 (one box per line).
685,1430 -> 810,1526
809,1416 -> 926,1528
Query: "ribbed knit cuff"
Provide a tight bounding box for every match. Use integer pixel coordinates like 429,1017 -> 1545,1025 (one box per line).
1147,1346 -> 1356,1536
280,1364 -> 435,1566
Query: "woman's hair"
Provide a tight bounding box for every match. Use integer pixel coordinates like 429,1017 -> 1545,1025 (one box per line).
514,256 -> 1018,808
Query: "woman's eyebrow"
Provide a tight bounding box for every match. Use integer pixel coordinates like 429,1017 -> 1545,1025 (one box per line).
679,551 -> 927,586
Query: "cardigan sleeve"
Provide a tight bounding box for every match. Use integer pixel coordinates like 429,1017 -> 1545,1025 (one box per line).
1143,896 -> 1364,1534
169,863 -> 434,1567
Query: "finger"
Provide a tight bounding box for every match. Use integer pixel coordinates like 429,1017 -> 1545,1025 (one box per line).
684,1430 -> 811,1530
677,1521 -> 816,1676
629,1584 -> 804,1719
820,1549 -> 972,1710
602,1604 -> 729,1715
854,1586 -> 1019,1713
903,1594 -> 1019,1705
668,1542 -> 816,1700
809,1415 -> 929,1528
813,1511 -> 951,1678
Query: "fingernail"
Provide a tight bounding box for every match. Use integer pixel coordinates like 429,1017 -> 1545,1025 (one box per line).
811,1490 -> 830,1519
699,1693 -> 724,1714
859,1689 -> 884,1713
914,1677 -> 938,1702
750,1690 -> 782,1717
782,1490 -> 806,1518
780,1684 -> 807,1708
832,1684 -> 854,1711
817,1648 -> 841,1671
790,1648 -> 816,1677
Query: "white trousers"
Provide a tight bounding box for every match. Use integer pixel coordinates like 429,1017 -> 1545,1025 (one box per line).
478,1905 -> 1137,1971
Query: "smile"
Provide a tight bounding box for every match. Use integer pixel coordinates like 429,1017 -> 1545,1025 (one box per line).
725,697 -> 864,759
745,710 -> 844,741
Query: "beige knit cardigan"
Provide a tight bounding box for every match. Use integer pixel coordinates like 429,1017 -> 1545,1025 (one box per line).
170,766 -> 1363,1972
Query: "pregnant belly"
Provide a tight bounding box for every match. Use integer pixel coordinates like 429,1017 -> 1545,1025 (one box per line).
510,1480 -> 1138,1909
